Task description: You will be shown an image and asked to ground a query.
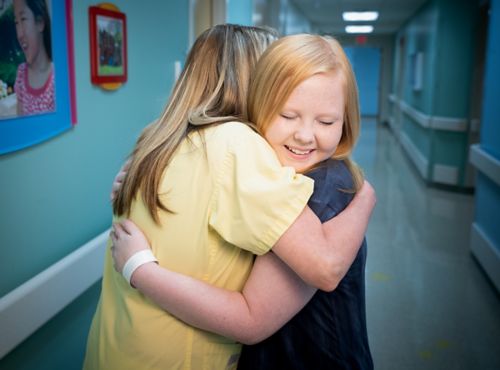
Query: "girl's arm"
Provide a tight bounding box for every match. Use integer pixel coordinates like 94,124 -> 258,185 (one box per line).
112,220 -> 316,344
272,179 -> 375,291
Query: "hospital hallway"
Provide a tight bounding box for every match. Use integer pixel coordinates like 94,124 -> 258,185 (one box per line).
354,119 -> 500,370
2,0 -> 500,368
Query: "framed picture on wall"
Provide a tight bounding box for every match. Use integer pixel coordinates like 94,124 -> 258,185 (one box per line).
0,0 -> 76,155
88,6 -> 127,85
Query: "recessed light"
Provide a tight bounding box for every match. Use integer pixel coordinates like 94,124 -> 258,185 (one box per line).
343,11 -> 379,22
345,25 -> 374,33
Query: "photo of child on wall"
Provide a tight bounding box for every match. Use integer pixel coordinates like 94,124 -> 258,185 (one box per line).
0,0 -> 55,119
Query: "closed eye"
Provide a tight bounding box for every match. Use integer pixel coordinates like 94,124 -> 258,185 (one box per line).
280,114 -> 296,120
319,120 -> 334,125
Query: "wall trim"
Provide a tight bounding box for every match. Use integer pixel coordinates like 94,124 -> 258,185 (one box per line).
469,144 -> 500,186
432,163 -> 459,185
0,229 -> 108,359
389,95 -> 469,132
400,100 -> 430,128
400,131 -> 429,179
470,223 -> 500,292
431,116 -> 468,132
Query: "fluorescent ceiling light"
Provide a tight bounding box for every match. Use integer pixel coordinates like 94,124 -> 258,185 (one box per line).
345,25 -> 374,34
343,11 -> 379,21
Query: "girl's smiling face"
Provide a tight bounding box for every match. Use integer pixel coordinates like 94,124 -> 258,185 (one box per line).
14,0 -> 45,65
264,72 -> 345,173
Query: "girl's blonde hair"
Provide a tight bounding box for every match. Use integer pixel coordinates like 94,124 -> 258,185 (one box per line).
248,34 -> 364,191
113,24 -> 278,222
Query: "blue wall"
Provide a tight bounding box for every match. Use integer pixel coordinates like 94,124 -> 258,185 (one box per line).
346,47 -> 381,117
479,0 -> 500,159
0,0 -> 189,368
471,0 -> 500,290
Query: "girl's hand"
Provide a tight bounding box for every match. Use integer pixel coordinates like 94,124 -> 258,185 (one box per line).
110,219 -> 152,274
110,159 -> 131,201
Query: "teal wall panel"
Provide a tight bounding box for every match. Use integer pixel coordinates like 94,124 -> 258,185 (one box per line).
391,0 -> 480,187
227,0 -> 253,25
431,131 -> 468,167
402,116 -> 432,157
402,2 -> 438,115
434,0 -> 478,118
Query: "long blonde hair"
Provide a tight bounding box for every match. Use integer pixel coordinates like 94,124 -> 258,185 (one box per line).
248,34 -> 364,190
113,24 -> 278,222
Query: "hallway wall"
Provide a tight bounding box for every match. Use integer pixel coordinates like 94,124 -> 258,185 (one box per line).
337,34 -> 395,125
0,0 -> 189,368
227,0 -> 253,25
469,0 -> 500,292
345,46 -> 381,117
388,0 -> 479,187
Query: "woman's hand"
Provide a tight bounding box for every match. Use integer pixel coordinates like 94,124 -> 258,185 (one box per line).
357,180 -> 377,212
110,159 -> 131,201
110,219 -> 152,274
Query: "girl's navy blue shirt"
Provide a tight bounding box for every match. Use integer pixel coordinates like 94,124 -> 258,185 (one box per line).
238,159 -> 373,370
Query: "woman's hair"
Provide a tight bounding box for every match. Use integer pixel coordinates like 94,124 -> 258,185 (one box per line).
248,34 -> 364,191
113,24 -> 279,222
25,0 -> 52,60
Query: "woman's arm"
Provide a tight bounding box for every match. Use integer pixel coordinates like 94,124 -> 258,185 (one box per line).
112,220 -> 316,344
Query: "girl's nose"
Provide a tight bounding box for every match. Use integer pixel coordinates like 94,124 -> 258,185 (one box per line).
293,123 -> 314,144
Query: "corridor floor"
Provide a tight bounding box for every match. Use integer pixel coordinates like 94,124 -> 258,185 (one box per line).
355,121 -> 500,370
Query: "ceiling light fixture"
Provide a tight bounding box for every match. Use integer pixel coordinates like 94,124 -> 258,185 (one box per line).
342,11 -> 379,22
345,25 -> 374,34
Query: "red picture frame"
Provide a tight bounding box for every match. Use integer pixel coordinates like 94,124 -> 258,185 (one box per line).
88,6 -> 127,85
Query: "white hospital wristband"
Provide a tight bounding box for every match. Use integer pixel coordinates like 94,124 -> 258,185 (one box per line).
122,250 -> 158,287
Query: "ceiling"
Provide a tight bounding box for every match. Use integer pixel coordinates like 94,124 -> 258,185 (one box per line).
289,0 -> 430,35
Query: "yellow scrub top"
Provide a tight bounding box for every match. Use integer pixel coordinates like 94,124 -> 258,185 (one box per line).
83,121 -> 314,370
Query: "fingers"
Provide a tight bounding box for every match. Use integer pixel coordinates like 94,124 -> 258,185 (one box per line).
110,175 -> 126,201
123,158 -> 132,171
120,219 -> 137,235
113,222 -> 128,237
115,171 -> 126,182
110,160 -> 131,201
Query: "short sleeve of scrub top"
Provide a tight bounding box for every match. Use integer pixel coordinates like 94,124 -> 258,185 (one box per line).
208,122 -> 314,256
